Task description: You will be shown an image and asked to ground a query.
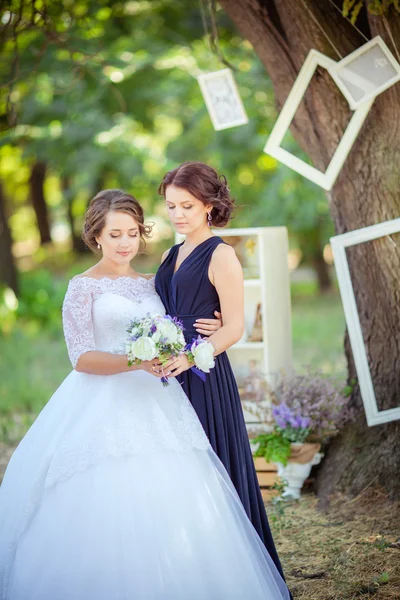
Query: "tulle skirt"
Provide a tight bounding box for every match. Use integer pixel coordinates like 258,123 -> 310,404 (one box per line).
0,370 -> 289,600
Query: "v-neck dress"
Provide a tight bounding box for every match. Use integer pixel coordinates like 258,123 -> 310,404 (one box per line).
155,236 -> 288,585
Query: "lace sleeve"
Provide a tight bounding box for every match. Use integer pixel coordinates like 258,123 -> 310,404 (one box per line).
62,278 -> 96,368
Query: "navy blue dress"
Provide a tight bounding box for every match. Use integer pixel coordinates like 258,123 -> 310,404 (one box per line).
155,236 -> 289,586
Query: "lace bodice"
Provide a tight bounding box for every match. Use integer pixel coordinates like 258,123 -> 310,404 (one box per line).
62,276 -> 166,368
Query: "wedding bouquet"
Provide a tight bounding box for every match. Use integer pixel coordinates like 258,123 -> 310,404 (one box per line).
185,335 -> 215,379
126,314 -> 215,385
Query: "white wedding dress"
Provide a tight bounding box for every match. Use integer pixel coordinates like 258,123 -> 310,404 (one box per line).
0,276 -> 290,600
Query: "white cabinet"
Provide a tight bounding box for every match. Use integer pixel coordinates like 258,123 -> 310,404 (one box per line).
175,227 -> 293,433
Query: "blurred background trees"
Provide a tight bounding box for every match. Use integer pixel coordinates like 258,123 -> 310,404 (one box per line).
0,0 -> 332,289
0,0 -> 344,446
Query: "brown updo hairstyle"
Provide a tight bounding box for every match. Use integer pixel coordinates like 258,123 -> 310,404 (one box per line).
82,189 -> 152,253
158,162 -> 235,227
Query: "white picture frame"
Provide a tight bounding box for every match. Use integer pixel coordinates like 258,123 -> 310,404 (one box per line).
330,218 -> 400,426
264,49 -> 374,191
197,68 -> 249,131
328,36 -> 400,110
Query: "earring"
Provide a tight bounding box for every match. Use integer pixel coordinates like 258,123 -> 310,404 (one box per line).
207,212 -> 212,227
97,243 -> 101,250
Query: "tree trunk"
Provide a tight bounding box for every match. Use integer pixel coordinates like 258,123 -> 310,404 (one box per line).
0,181 -> 18,294
219,0 -> 400,499
61,176 -> 87,253
311,250 -> 332,293
29,161 -> 52,245
298,221 -> 333,293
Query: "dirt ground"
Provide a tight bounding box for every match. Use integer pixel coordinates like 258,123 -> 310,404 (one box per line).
1,444 -> 399,599
269,488 -> 400,599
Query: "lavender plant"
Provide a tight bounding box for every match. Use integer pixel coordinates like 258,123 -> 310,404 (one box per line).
272,403 -> 310,443
253,368 -> 351,465
276,368 -> 351,442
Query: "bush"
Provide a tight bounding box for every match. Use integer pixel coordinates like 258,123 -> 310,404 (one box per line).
16,269 -> 67,333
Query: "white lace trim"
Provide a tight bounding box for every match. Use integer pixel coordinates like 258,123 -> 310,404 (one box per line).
45,393 -> 210,488
62,276 -> 156,368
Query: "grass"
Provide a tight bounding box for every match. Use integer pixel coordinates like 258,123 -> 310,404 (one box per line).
269,488 -> 400,599
291,281 -> 347,384
0,326 -> 70,441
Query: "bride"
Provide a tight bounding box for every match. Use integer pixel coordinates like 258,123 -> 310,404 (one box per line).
0,189 -> 290,600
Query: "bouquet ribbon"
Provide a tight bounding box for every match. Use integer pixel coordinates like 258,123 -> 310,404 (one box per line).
190,366 -> 206,382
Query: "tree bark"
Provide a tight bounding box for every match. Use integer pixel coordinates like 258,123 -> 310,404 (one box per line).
61,176 -> 87,253
29,161 -> 52,245
219,0 -> 400,499
311,251 -> 332,293
298,221 -> 333,293
0,181 -> 18,294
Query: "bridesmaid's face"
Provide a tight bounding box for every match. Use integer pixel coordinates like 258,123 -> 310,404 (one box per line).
96,210 -> 141,264
165,186 -> 211,235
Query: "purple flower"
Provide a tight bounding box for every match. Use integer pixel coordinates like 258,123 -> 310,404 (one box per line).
275,417 -> 288,429
300,417 -> 310,429
272,406 -> 281,419
274,367 -> 351,441
150,324 -> 157,334
289,415 -> 301,429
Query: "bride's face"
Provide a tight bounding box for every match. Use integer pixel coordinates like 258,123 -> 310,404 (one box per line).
96,210 -> 141,264
165,185 -> 211,235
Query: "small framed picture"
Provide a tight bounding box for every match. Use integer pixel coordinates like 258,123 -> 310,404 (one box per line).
330,218 -> 400,426
328,36 -> 400,110
264,50 -> 373,191
197,68 -> 248,131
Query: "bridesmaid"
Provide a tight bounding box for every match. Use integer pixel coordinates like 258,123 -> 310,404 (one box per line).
155,161 -> 290,591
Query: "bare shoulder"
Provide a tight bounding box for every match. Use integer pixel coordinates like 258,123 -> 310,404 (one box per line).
161,248 -> 171,263
209,243 -> 242,287
138,273 -> 155,281
73,267 -> 96,279
211,242 -> 240,267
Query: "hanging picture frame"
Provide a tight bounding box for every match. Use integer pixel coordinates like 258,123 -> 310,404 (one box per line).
328,36 -> 400,110
197,68 -> 248,131
330,218 -> 400,426
263,49 -> 374,191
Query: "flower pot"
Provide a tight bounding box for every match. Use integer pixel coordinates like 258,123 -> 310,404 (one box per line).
275,443 -> 323,500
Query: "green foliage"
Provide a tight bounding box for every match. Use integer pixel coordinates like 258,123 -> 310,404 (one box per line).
0,325 -> 70,438
253,432 -> 291,466
343,0 -> 400,22
0,285 -> 18,334
16,270 -> 67,331
1,0 -> 333,273
341,378 -> 357,398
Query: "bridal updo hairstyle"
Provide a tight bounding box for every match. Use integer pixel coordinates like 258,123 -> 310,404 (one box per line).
158,162 -> 235,227
82,189 -> 152,253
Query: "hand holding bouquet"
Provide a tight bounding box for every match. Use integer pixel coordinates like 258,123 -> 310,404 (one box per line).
126,314 -> 215,385
126,314 -> 186,385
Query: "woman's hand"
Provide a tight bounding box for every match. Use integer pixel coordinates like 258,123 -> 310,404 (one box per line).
194,310 -> 222,336
143,355 -> 191,378
137,358 -> 166,378
163,354 -> 193,378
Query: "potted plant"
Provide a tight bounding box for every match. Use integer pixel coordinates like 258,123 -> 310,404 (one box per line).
253,369 -> 351,500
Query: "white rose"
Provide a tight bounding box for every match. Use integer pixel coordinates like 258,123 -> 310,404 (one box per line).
193,342 -> 215,373
130,337 -> 158,361
129,325 -> 140,336
152,328 -> 162,343
154,320 -> 178,344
